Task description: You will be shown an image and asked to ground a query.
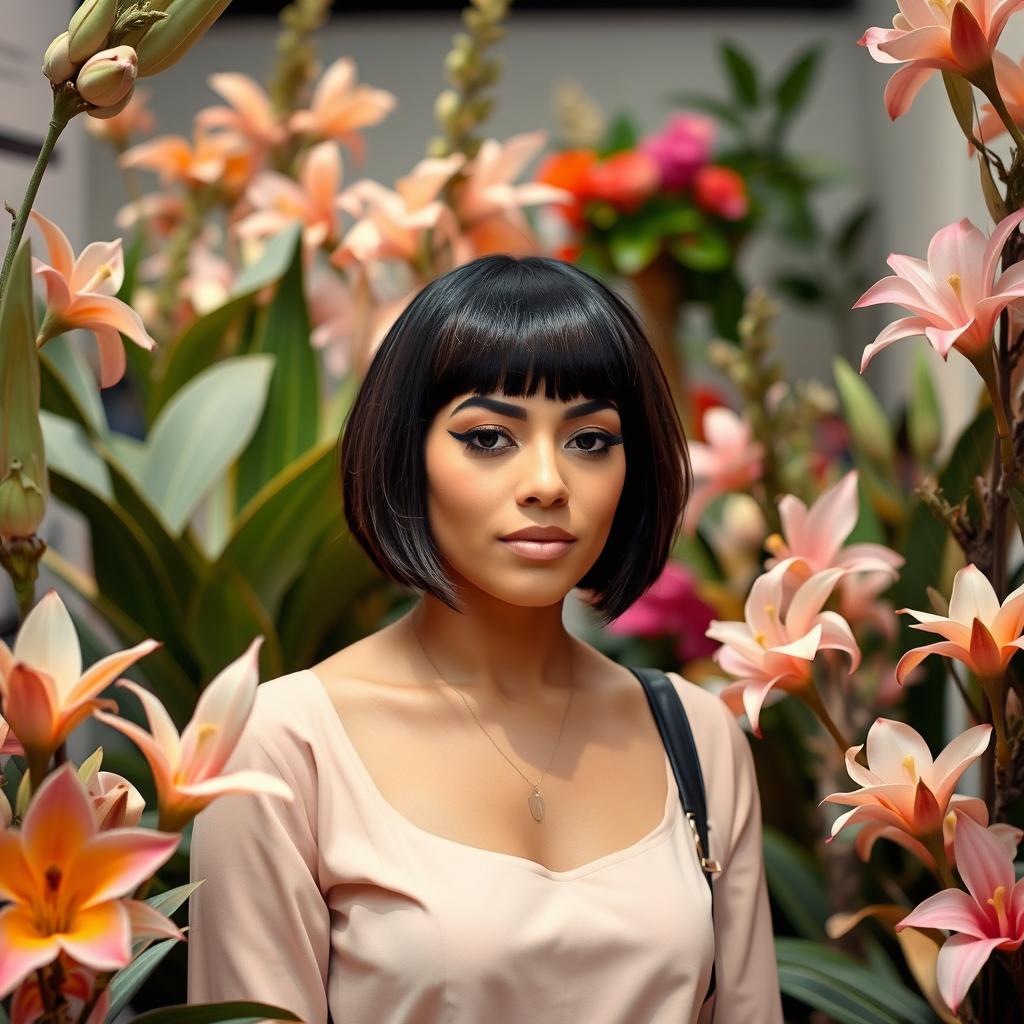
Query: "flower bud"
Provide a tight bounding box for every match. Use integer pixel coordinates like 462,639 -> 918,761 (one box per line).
0,467 -> 46,540
133,0 -> 232,78
42,31 -> 76,85
0,787 -> 11,829
76,45 -> 138,108
86,85 -> 135,120
67,0 -> 118,64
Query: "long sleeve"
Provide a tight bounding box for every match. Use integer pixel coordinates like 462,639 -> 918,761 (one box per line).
187,722 -> 330,1024
700,695 -> 784,1024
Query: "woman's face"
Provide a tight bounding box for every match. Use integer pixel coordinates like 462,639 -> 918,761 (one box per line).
423,385 -> 627,608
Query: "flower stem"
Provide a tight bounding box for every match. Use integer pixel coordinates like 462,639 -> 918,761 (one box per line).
981,77 -> 1024,154
0,84 -> 84,301
797,681 -> 852,756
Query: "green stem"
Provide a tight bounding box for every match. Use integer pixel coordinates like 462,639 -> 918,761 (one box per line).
0,84 -> 84,300
984,79 -> 1024,154
797,681 -> 852,756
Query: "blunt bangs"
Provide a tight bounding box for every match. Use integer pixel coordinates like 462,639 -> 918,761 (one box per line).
339,253 -> 692,626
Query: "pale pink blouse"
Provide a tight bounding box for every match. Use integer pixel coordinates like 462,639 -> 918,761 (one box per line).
186,668 -> 784,1023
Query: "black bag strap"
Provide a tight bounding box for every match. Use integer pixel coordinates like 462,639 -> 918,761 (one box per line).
628,666 -> 720,1008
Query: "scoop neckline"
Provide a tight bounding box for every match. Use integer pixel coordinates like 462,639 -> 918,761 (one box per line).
299,667 -> 680,882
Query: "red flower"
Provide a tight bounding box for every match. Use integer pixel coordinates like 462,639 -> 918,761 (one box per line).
693,165 -> 749,220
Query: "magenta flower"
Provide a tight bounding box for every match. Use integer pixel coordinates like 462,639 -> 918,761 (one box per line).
639,113 -> 715,191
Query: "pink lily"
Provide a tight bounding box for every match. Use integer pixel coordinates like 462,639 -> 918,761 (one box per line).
236,140 -> 347,255
763,470 -> 905,633
895,812 -> 1024,1014
853,208 -> 1024,375
289,57 -> 397,166
859,0 -> 1024,118
194,72 -> 287,157
706,556 -> 861,737
78,751 -> 146,831
0,591 -> 158,785
682,406 -> 765,535
29,210 -> 157,388
449,131 -> 575,262
819,717 -> 1020,876
92,638 -> 294,833
0,762 -> 183,1000
11,952 -> 111,1023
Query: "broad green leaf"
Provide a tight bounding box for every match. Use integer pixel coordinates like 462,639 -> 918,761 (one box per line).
778,965 -> 904,1024
721,42 -> 760,107
149,224 -> 303,419
185,562 -> 283,680
236,231 -> 319,508
942,69 -> 976,147
669,228 -> 730,272
599,113 -> 639,155
223,439 -> 338,616
762,828 -> 827,940
39,334 -> 107,434
125,1000 -> 302,1022
40,412 -> 113,500
278,525 -> 381,668
776,938 -> 933,1024
907,349 -> 941,467
106,937 -> 180,1021
138,355 -> 275,535
106,432 -> 148,482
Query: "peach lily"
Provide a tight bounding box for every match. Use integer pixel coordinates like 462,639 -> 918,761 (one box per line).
706,556 -> 861,740
29,209 -> 157,388
895,812 -> 1024,1015
0,762 -> 183,1000
682,406 -> 765,535
236,141 -> 347,256
289,57 -> 397,167
449,131 -> 575,261
819,717 -> 1023,882
896,562 -> 1024,765
92,637 -> 294,832
0,590 -> 158,789
10,951 -> 110,1024
194,71 -> 287,156
331,153 -> 467,273
120,126 -> 253,196
859,0 -> 1024,120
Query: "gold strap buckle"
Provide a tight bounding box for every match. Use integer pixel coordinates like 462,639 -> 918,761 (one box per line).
686,811 -> 722,875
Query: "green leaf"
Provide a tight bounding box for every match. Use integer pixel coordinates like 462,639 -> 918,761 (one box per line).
599,112 -> 639,155
125,1001 -> 302,1023
0,1002 -> 8,1024
721,42 -> 760,107
608,229 -> 660,275
39,335 -> 107,434
136,355 -> 276,535
774,46 -> 821,120
40,411 -> 113,500
235,231 -> 319,509
833,203 -> 874,263
150,223 -> 304,419
222,439 -> 338,616
907,349 -> 941,467
762,828 -> 827,940
106,937 -> 181,1021
833,357 -> 894,465
776,938 -> 934,1024
669,228 -> 730,272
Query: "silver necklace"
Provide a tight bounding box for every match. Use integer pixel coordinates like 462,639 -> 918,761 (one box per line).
409,617 -> 577,823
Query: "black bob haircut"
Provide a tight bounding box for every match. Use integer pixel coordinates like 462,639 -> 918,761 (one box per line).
339,253 -> 692,627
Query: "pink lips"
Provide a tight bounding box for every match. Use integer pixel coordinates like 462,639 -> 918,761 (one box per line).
499,538 -> 576,561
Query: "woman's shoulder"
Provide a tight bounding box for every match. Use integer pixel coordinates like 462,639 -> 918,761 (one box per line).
234,669 -> 325,767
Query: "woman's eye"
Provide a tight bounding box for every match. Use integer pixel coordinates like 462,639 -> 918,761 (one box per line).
450,427 -> 622,457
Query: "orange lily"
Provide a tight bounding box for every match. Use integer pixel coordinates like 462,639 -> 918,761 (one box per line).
120,125 -> 253,196
0,591 -> 158,787
92,638 -> 294,832
289,57 -> 397,167
29,210 -> 157,388
194,72 -> 287,156
10,950 -> 111,1023
0,762 -> 183,1000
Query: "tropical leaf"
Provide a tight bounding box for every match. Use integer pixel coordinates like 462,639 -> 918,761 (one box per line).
762,827 -> 828,940
106,938 -> 181,1021
39,335 -> 107,434
721,42 -> 760,107
773,46 -> 821,122
124,1001 -> 302,1022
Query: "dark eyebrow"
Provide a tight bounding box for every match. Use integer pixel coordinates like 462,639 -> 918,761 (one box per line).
449,396 -> 618,420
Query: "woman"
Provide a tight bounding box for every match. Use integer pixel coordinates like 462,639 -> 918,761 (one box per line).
187,254 -> 784,1023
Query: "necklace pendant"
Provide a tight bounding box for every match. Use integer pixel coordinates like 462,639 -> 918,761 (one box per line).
528,787 -> 545,822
